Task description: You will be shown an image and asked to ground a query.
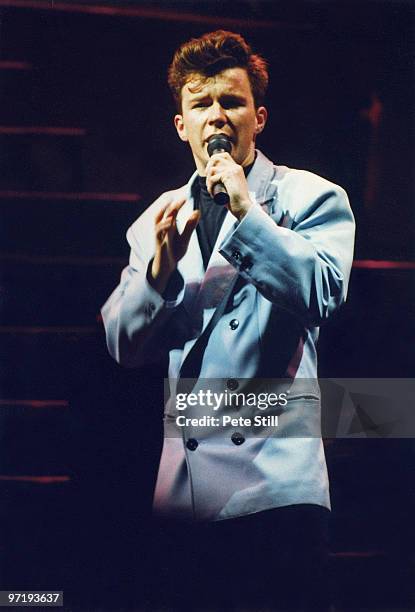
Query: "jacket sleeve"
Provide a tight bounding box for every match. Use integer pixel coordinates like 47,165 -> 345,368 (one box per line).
101,209 -> 187,368
219,175 -> 355,327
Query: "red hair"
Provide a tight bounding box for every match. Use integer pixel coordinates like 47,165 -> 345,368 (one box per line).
168,30 -> 269,110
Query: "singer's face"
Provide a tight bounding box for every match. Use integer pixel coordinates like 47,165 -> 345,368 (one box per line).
174,67 -> 267,175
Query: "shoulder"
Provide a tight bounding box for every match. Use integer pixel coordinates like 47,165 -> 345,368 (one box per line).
272,166 -> 350,220
277,166 -> 347,198
253,151 -> 348,211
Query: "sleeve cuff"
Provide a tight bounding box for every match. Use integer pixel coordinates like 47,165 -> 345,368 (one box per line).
145,260 -> 185,309
219,204 -> 276,273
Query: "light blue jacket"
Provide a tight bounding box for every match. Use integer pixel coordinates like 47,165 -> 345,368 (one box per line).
101,150 -> 355,521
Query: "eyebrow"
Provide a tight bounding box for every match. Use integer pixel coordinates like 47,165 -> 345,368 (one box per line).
189,94 -> 210,102
188,93 -> 247,104
221,93 -> 247,104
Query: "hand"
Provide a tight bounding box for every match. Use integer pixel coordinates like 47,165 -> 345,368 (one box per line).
150,197 -> 200,294
205,152 -> 253,220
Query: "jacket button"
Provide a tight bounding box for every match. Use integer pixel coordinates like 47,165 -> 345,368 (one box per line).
227,379 -> 239,391
186,438 -> 198,451
229,319 -> 239,330
241,256 -> 252,271
231,432 -> 245,446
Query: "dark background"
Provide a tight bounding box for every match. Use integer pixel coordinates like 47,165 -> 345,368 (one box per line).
0,1 -> 414,610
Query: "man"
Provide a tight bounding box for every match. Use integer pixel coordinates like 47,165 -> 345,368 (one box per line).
102,30 -> 355,610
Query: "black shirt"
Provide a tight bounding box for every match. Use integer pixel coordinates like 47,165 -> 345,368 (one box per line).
193,159 -> 255,270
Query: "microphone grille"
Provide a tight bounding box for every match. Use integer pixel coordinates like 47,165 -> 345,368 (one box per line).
207,133 -> 232,157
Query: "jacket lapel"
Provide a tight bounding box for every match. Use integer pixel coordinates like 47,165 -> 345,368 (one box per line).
174,177 -> 205,315
194,210 -> 239,321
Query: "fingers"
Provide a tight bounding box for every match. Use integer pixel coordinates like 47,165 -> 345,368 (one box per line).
155,217 -> 174,242
205,152 -> 232,175
206,168 -> 224,198
154,197 -> 187,245
154,197 -> 187,224
205,153 -> 237,196
170,210 -> 200,261
155,199 -> 199,259
180,210 -> 201,246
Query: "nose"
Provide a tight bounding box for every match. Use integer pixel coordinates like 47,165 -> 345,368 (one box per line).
208,101 -> 227,126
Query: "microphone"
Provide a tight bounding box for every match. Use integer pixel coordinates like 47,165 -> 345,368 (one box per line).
207,133 -> 232,206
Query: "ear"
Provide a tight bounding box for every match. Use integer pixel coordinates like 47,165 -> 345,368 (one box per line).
255,106 -> 268,135
174,114 -> 188,142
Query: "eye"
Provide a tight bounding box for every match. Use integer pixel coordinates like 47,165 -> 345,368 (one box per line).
221,96 -> 244,109
192,101 -> 209,109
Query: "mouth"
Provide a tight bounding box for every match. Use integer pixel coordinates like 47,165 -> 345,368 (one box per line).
205,133 -> 234,145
